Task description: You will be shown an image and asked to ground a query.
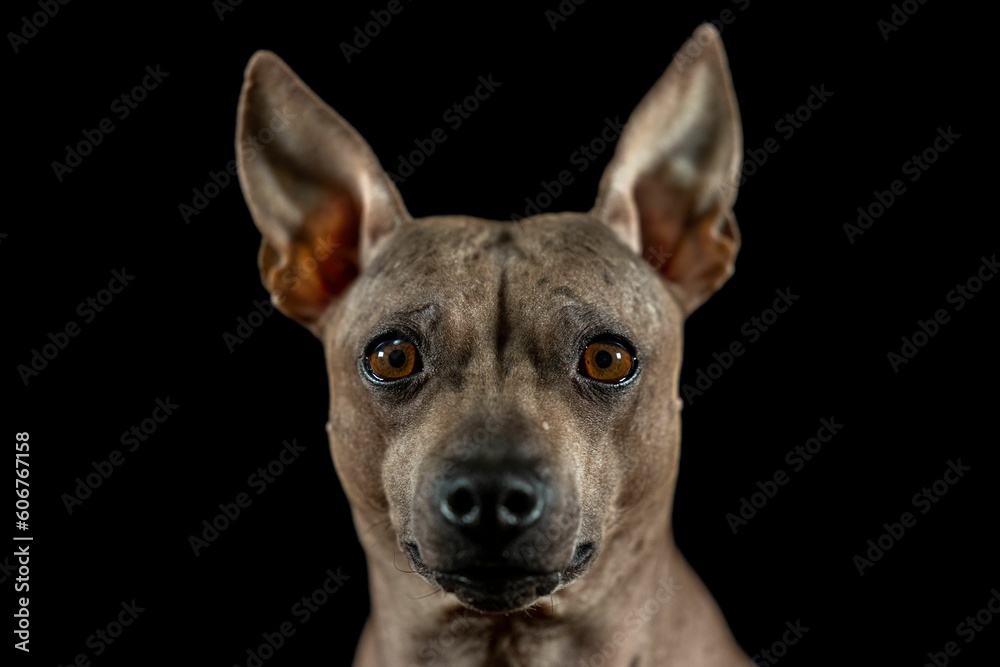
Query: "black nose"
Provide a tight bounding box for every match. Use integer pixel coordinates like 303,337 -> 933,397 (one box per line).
438,464 -> 546,540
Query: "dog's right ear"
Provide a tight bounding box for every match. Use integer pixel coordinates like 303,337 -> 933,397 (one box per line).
236,51 -> 409,332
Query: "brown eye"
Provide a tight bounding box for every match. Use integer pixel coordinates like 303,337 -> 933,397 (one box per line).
581,340 -> 635,383
368,339 -> 419,381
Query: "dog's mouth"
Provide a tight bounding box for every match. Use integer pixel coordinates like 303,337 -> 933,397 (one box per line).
406,541 -> 597,613
435,568 -> 560,613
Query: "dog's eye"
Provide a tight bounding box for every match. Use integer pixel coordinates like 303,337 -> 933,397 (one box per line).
367,339 -> 420,381
580,340 -> 635,383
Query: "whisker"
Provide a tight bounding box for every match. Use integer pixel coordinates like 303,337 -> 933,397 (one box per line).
408,587 -> 444,601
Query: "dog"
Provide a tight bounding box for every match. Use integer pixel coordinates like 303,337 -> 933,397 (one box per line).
237,23 -> 752,666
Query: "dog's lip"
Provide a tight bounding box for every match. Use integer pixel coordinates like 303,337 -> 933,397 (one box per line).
435,565 -> 555,585
406,540 -> 598,583
434,568 -> 561,613
406,540 -> 598,612
564,541 -> 596,577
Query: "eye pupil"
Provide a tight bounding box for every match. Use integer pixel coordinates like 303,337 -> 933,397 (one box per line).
387,349 -> 407,368
595,350 -> 613,368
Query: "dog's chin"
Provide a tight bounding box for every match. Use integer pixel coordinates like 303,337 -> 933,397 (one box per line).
407,542 -> 598,614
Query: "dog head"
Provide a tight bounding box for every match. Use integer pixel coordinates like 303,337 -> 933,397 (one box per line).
237,24 -> 741,613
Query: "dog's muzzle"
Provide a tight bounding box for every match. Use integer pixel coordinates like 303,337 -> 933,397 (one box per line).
409,457 -> 589,612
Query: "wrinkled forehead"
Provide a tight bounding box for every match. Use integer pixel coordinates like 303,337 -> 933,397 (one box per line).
335,214 -> 676,342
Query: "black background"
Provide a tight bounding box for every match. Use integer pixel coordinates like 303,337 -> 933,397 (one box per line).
6,1 -> 996,665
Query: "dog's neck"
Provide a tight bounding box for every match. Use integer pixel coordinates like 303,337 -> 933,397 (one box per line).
351,500 -> 741,667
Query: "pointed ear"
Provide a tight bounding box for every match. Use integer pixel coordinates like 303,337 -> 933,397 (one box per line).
236,51 -> 409,331
594,24 -> 742,314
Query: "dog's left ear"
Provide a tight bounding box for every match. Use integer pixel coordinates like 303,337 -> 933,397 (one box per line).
594,24 -> 742,314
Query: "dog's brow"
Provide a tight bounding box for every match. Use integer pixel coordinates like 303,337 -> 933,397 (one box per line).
394,303 -> 438,318
374,303 -> 441,331
555,302 -> 630,338
551,287 -> 621,324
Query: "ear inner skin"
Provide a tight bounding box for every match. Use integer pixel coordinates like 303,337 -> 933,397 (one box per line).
636,168 -> 740,313
666,208 -> 740,313
259,194 -> 361,322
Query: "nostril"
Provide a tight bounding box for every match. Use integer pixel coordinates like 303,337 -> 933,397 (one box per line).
503,489 -> 533,515
497,483 -> 542,529
442,483 -> 480,526
449,487 -> 476,515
